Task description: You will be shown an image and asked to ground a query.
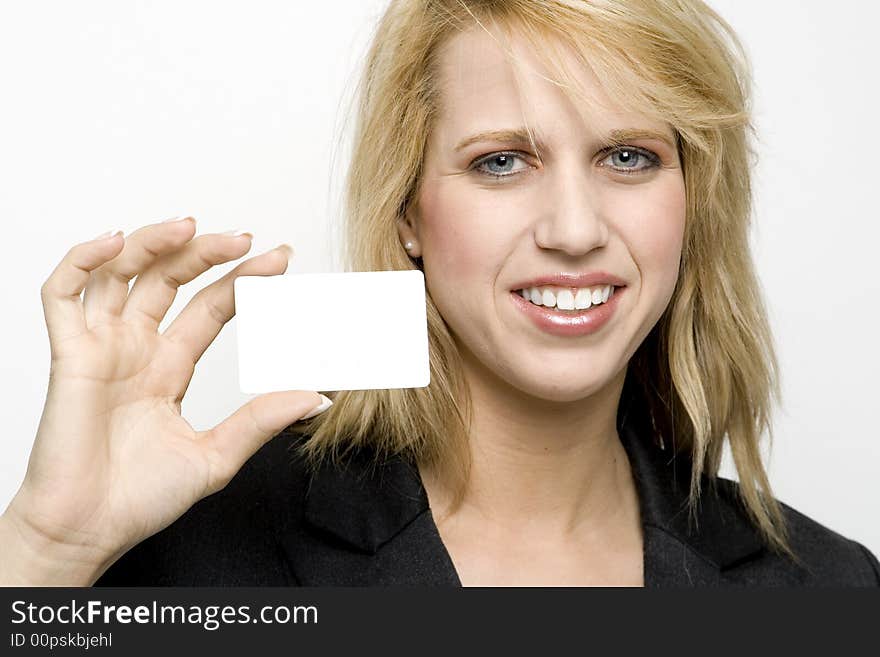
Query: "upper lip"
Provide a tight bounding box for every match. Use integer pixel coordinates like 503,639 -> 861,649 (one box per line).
509,272 -> 627,290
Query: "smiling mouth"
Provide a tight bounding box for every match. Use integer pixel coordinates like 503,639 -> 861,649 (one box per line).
511,285 -> 622,313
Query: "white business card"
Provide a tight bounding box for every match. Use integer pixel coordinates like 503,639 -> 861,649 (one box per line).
233,270 -> 431,393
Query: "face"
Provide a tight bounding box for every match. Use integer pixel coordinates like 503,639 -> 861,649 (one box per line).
398,27 -> 686,406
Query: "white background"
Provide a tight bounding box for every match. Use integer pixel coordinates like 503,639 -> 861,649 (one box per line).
1,1 -> 877,558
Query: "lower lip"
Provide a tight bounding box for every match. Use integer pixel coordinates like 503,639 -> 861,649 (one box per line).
509,287 -> 625,337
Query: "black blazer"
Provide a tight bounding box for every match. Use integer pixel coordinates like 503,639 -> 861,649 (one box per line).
94,402 -> 880,587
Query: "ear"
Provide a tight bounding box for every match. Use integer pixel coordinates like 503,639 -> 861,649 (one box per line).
396,204 -> 422,258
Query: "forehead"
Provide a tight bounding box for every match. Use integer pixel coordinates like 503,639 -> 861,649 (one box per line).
432,26 -> 671,144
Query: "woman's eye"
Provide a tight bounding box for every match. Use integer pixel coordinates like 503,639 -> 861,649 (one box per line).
599,147 -> 661,175
471,146 -> 661,181
472,152 -> 531,179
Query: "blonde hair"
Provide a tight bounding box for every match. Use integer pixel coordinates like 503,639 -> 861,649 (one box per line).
290,0 -> 794,560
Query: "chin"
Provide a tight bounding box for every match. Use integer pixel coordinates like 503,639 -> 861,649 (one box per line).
505,371 -> 616,404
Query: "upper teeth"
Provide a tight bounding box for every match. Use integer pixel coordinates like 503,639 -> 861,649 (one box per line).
518,284 -> 615,310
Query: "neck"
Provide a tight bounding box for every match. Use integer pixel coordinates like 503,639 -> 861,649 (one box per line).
422,351 -> 638,540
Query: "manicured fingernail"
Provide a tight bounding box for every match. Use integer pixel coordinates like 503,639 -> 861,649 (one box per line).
163,215 -> 192,223
93,229 -> 123,240
221,229 -> 253,237
301,394 -> 333,420
278,244 -> 294,257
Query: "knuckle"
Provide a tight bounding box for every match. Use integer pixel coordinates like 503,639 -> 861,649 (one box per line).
107,268 -> 130,286
206,447 -> 235,491
40,278 -> 65,301
195,247 -> 216,270
170,236 -> 220,279
199,291 -> 229,326
159,269 -> 185,291
142,241 -> 162,260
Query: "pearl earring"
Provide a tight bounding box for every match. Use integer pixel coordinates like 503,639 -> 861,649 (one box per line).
404,241 -> 414,250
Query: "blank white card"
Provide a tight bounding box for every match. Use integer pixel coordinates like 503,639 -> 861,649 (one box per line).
233,270 -> 431,394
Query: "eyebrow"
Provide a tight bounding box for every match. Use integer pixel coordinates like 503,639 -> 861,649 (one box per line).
453,127 -> 676,152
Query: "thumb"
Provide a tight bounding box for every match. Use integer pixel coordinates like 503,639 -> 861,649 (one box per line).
198,391 -> 332,492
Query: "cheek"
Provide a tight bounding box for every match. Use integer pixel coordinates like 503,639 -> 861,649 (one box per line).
417,182 -> 511,287
621,179 -> 686,292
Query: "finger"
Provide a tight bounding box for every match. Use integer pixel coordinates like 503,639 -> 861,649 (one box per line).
40,231 -> 126,351
120,231 -> 254,331
197,390 -> 327,493
162,244 -> 292,365
82,216 -> 196,327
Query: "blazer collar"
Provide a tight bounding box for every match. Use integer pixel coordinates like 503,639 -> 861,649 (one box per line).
284,441 -> 460,585
615,400 -> 767,584
285,400 -> 766,586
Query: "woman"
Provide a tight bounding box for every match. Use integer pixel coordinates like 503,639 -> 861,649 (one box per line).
1,0 -> 877,586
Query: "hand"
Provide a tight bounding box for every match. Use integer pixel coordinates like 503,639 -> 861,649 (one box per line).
1,217 -> 325,585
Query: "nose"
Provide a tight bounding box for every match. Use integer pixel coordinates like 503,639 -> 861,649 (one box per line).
534,165 -> 609,256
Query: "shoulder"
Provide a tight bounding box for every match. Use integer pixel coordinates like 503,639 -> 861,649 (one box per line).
775,494 -> 880,585
93,428 -> 313,586
714,476 -> 880,586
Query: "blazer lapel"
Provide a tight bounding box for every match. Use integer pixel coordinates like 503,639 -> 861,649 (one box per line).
282,446 -> 461,585
617,400 -> 770,586
283,397 -> 772,586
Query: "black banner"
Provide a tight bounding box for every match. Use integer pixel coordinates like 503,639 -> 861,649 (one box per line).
1,587 -> 876,654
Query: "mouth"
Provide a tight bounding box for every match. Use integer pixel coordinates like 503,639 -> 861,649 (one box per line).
508,285 -> 625,337
511,285 -> 623,313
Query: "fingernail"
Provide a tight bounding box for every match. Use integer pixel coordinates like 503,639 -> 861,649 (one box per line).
163,215 -> 192,223
93,229 -> 123,240
221,229 -> 253,237
301,394 -> 333,420
278,243 -> 294,257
